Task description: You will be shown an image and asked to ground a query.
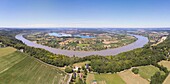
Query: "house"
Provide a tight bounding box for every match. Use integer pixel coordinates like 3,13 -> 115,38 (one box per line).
19,49 -> 24,52
73,66 -> 79,71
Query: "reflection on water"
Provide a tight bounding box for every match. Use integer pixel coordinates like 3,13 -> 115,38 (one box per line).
15,34 -> 148,57
48,33 -> 94,38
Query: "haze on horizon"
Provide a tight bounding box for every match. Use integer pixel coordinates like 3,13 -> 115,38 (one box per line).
0,0 -> 170,28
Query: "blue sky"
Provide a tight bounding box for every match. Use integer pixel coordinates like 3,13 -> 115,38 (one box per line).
0,0 -> 170,28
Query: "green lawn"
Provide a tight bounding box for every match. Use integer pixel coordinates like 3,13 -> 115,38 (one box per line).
0,48 -> 68,84
138,65 -> 165,81
94,74 -> 125,84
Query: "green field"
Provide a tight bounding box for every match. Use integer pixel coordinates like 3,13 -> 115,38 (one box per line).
0,51 -> 26,73
86,73 -> 125,84
0,47 -> 68,84
138,65 -> 165,81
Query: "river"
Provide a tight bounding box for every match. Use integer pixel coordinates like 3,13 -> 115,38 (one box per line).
15,34 -> 149,57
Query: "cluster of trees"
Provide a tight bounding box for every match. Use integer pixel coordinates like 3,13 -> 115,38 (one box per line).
132,68 -> 139,74
150,63 -> 169,84
90,47 -> 166,73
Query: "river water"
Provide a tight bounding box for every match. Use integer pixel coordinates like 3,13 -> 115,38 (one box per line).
15,34 -> 149,57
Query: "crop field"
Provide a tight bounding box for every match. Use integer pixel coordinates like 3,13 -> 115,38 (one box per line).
86,73 -> 125,84
158,60 -> 170,71
95,74 -> 125,84
0,47 -> 16,57
163,73 -> 170,84
0,51 -> 26,73
158,61 -> 170,84
138,65 -> 165,81
118,70 -> 149,84
0,47 -> 68,84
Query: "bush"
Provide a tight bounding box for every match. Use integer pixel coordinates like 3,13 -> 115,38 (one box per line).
65,66 -> 73,73
132,68 -> 139,74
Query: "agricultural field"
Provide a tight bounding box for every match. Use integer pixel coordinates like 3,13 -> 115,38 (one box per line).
163,74 -> 170,84
138,65 -> 165,81
118,70 -> 149,84
86,74 -> 95,84
0,47 -> 16,57
86,73 -> 125,84
158,60 -> 170,71
0,47 -> 68,84
159,61 -> 170,84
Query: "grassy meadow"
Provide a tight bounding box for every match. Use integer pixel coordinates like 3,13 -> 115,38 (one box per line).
138,65 -> 165,81
86,73 -> 125,84
73,61 -> 91,67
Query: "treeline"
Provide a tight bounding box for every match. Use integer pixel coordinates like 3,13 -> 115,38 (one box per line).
90,48 -> 166,73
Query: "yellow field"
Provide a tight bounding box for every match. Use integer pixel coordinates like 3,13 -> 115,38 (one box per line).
159,60 -> 170,84
118,70 -> 149,84
163,73 -> 170,84
158,60 -> 170,71
0,47 -> 16,57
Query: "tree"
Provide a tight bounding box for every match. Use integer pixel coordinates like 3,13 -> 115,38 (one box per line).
132,68 -> 139,74
65,66 -> 73,73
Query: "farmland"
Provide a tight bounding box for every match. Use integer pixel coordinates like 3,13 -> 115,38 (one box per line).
0,47 -> 68,84
158,61 -> 170,71
0,47 -> 16,57
118,70 -> 149,84
138,65 -> 165,81
158,61 -> 170,84
86,73 -> 125,84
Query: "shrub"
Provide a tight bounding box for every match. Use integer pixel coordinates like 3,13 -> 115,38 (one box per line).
132,68 -> 139,74
65,66 -> 73,73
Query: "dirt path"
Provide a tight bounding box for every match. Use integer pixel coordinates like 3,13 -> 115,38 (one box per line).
152,36 -> 167,46
66,73 -> 72,84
